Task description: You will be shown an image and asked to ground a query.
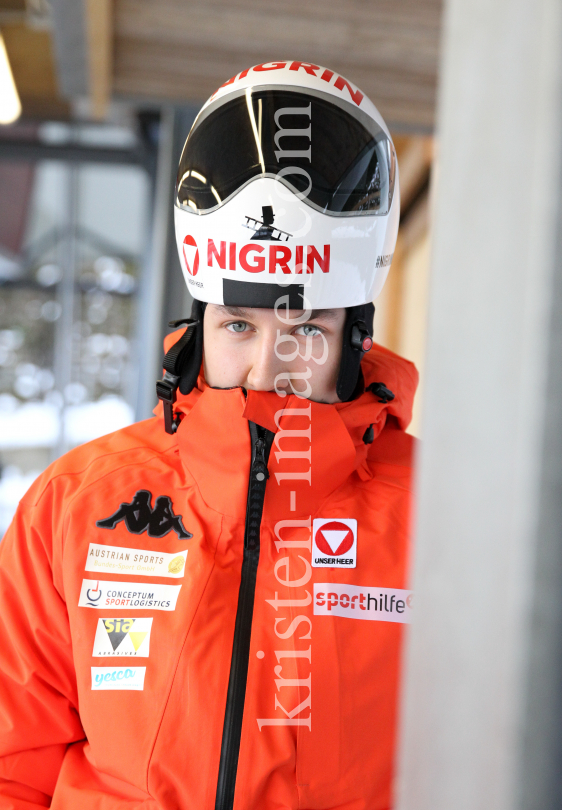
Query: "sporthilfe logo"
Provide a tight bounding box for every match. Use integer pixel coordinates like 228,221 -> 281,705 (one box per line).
314,583 -> 412,624
182,234 -> 200,276
312,518 -> 357,568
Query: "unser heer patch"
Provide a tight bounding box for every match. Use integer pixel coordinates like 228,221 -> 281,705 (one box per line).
312,518 -> 357,568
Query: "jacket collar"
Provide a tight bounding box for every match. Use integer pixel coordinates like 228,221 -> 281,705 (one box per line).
156,335 -> 418,519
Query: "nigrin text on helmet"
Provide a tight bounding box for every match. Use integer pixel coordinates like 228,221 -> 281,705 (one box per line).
201,238 -> 330,275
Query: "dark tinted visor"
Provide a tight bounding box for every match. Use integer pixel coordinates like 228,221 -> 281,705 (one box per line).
176,88 -> 395,216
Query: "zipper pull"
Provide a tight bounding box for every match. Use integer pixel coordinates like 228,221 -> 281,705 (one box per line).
252,437 -> 269,483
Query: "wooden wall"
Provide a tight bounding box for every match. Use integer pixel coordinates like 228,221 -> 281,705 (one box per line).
113,0 -> 442,131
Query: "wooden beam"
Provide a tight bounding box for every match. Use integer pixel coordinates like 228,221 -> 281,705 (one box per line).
50,0 -> 113,119
112,0 -> 442,131
1,20 -> 70,119
85,0 -> 113,120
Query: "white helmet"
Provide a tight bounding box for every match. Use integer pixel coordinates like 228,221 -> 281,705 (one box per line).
174,60 -> 399,311
157,62 -> 400,425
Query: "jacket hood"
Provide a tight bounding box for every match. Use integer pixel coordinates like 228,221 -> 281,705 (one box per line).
157,328 -> 418,435
155,330 -> 418,512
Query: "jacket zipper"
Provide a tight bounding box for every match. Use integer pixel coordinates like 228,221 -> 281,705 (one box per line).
215,421 -> 273,810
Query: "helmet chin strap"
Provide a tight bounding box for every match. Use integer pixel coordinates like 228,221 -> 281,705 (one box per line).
157,300 -> 374,433
178,300 -> 206,395
336,303 -> 375,402
177,300 -> 374,403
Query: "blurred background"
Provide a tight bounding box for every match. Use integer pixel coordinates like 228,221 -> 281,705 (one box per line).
0,0 -> 439,533
3,2 -> 562,805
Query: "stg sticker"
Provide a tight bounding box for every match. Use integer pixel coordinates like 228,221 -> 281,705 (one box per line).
78,579 -> 181,611
92,617 -> 153,657
312,518 -> 357,568
91,666 -> 146,691
85,543 -> 187,578
314,583 -> 412,624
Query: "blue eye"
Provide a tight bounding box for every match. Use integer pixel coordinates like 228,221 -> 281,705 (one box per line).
295,324 -> 322,337
227,322 -> 248,333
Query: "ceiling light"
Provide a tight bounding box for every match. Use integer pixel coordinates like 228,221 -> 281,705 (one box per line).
0,32 -> 21,125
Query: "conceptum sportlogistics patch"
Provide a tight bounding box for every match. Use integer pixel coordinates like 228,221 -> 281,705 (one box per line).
312,518 -> 357,568
313,583 -> 412,623
85,543 -> 187,578
91,666 -> 146,691
78,579 -> 181,610
92,617 -> 153,657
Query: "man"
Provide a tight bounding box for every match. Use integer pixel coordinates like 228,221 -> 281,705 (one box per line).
0,62 -> 418,809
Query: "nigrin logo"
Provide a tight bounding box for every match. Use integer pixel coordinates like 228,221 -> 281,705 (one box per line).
182,234 -> 200,276
206,238 -> 330,274
211,62 -> 364,108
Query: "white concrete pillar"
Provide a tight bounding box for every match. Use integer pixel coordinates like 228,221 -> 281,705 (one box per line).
396,0 -> 562,808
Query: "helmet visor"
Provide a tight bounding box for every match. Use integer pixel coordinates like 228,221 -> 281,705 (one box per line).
176,88 -> 396,217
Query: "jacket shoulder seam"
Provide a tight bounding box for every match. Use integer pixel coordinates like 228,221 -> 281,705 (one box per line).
25,442 -> 175,510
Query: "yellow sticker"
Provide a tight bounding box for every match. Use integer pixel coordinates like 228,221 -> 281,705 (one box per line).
168,555 -> 185,575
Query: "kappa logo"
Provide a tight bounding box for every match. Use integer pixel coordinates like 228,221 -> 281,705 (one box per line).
312,518 -> 357,568
183,234 -> 199,276
92,617 -> 153,657
96,490 -> 192,539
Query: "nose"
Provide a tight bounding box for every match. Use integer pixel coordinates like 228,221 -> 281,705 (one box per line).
245,329 -> 287,392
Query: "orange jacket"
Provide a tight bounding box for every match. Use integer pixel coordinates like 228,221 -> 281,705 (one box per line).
0,340 -> 417,810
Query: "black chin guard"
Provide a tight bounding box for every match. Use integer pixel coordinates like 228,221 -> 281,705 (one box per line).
336,303 -> 375,402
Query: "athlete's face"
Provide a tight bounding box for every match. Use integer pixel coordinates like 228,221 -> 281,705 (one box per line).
203,305 -> 346,403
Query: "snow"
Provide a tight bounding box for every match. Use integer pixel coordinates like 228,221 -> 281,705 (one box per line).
0,397 -> 135,534
0,467 -> 41,535
0,401 -> 60,448
64,396 -> 134,444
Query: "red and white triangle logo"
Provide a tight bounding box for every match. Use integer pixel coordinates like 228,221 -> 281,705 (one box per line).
182,234 -> 199,276
321,529 -> 350,554
312,518 -> 357,568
